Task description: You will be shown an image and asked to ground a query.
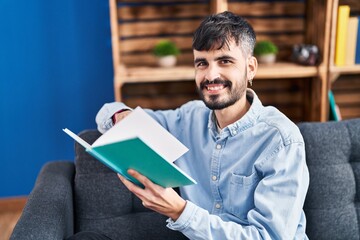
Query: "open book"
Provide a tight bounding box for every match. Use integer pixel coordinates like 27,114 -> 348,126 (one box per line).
63,107 -> 196,188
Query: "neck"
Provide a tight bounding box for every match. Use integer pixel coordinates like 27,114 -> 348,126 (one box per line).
214,95 -> 250,130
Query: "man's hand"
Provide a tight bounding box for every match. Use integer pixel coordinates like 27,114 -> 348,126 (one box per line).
113,110 -> 131,124
118,169 -> 187,221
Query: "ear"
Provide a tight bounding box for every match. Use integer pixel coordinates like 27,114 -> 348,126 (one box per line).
247,56 -> 258,80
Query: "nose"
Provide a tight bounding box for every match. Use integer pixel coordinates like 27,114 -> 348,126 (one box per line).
205,64 -> 221,81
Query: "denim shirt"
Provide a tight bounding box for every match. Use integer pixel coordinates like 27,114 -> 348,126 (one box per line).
96,89 -> 309,240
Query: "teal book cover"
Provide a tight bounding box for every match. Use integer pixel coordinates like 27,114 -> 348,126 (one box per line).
64,107 -> 196,188
328,90 -> 341,121
88,138 -> 195,187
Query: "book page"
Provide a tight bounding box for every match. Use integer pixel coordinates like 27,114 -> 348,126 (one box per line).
92,107 -> 188,163
63,128 -> 92,149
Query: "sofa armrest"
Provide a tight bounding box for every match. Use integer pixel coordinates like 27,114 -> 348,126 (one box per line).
11,161 -> 75,240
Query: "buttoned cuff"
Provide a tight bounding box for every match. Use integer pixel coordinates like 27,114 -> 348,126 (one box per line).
95,102 -> 132,133
166,200 -> 198,231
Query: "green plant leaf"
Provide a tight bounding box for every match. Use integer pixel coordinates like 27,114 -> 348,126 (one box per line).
153,40 -> 180,57
254,41 -> 278,55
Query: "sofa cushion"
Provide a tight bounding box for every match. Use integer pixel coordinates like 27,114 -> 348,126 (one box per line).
298,119 -> 360,240
74,130 -> 186,239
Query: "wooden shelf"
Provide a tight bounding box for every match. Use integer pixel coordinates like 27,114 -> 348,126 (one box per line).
330,65 -> 360,75
256,62 -> 318,79
329,65 -> 360,83
116,62 -> 318,85
117,66 -> 195,84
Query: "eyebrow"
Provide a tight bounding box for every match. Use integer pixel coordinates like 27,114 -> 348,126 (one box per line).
215,55 -> 236,61
194,58 -> 206,65
194,55 -> 237,65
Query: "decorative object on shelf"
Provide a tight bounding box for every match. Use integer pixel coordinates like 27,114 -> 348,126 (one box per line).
153,40 -> 180,67
291,44 -> 320,66
254,40 -> 278,64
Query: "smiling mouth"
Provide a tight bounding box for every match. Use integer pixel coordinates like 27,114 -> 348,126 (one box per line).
201,79 -> 231,92
206,84 -> 225,91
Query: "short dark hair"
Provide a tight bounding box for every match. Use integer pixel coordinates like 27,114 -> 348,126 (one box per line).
192,11 -> 256,56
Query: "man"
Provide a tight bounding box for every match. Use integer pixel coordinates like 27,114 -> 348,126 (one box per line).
95,11 -> 309,239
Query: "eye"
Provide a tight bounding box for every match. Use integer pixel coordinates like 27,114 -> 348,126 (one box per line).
220,59 -> 232,65
195,61 -> 208,68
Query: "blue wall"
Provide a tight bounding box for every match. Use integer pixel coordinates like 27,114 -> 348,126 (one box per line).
0,0 -> 114,197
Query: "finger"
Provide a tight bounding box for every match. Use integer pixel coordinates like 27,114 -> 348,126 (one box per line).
114,113 -> 123,124
127,169 -> 155,189
115,111 -> 131,123
118,176 -> 150,207
117,173 -> 141,193
117,173 -> 125,182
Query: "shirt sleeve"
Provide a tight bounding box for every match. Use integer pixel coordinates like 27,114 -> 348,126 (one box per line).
248,141 -> 310,239
167,142 -> 309,240
167,201 -> 262,239
95,102 -> 132,133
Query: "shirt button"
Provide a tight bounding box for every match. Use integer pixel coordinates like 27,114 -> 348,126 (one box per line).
215,203 -> 221,209
232,130 -> 237,135
212,175 -> 217,181
216,144 -> 222,149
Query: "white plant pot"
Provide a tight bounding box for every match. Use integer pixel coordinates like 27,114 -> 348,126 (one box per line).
157,55 -> 177,68
257,54 -> 276,64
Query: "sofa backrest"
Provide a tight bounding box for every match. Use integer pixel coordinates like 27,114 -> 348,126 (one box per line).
298,119 -> 360,240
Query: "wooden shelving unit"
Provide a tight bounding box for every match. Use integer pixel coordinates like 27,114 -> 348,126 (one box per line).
328,0 -> 360,120
109,0 -> 336,122
328,0 -> 360,74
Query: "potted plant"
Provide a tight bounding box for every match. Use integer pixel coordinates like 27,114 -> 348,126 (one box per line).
254,40 -> 278,64
153,40 -> 180,67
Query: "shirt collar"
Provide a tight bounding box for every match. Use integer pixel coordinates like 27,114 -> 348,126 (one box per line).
207,88 -> 263,137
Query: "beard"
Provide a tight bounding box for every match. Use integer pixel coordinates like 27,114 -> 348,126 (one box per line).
196,73 -> 247,110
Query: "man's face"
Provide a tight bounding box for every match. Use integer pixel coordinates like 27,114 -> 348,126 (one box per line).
193,40 -> 249,110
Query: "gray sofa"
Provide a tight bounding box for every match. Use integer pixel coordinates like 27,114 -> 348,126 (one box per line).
11,119 -> 360,239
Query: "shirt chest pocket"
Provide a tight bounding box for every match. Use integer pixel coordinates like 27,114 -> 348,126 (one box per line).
229,171 -> 260,220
